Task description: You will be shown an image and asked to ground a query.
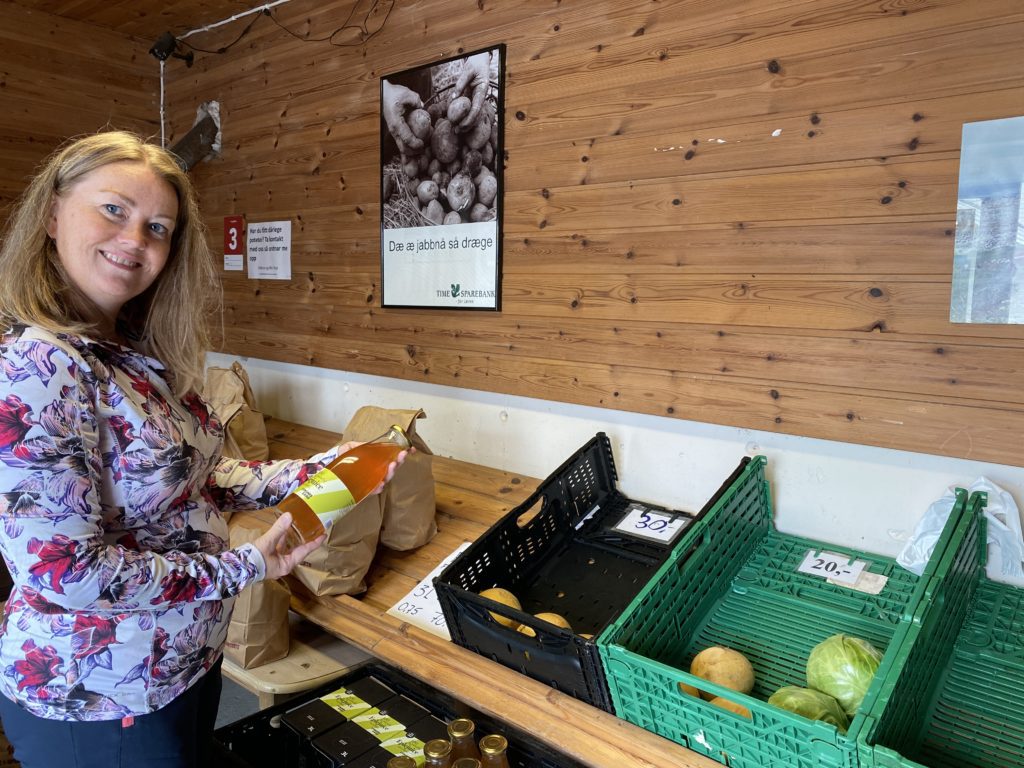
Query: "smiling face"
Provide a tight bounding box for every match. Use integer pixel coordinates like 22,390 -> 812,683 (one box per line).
45,161 -> 179,333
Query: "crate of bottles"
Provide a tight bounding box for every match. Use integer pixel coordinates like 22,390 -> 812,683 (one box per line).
598,455 -> 969,768
857,491 -> 1024,768
213,660 -> 583,768
434,432 -> 743,712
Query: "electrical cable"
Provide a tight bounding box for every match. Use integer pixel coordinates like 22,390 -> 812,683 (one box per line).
178,0 -> 394,56
265,0 -> 394,47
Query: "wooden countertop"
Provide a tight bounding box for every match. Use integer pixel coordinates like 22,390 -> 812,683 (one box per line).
247,417 -> 719,768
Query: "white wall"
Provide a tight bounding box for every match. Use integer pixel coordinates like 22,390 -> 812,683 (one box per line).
210,353 -> 1024,562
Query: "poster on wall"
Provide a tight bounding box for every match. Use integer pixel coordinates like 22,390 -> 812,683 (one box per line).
950,114 -> 1024,324
380,44 -> 505,310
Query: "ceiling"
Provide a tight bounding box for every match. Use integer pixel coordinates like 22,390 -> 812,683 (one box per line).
7,0 -> 261,41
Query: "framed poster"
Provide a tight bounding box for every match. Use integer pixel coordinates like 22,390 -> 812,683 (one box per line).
380,44 -> 505,310
950,114 -> 1024,324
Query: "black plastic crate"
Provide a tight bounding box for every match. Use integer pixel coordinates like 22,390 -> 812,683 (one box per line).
434,432 -> 743,712
213,660 -> 584,768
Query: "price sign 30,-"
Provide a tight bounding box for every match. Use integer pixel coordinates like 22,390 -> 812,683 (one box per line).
797,550 -> 867,586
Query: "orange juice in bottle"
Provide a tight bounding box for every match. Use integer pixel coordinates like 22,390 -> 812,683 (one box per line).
277,424 -> 410,546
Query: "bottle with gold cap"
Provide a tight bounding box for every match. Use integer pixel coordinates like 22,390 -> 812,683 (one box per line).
478,734 -> 510,768
387,757 -> 418,768
451,760 -> 482,768
423,738 -> 454,768
448,718 -> 481,761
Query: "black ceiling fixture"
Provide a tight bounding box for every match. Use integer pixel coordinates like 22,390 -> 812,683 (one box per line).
148,32 -> 194,67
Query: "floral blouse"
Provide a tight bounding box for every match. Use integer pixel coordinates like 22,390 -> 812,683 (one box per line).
0,326 -> 337,721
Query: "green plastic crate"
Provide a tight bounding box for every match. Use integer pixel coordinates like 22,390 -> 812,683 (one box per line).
858,491 -> 1024,768
598,456 -> 968,768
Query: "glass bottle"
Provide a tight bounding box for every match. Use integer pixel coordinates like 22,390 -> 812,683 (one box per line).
423,738 -> 454,768
277,424 -> 410,546
451,760 -> 482,768
448,718 -> 481,761
478,734 -> 510,768
387,758 -> 417,768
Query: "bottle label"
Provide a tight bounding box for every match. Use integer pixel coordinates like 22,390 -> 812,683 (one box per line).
294,467 -> 356,525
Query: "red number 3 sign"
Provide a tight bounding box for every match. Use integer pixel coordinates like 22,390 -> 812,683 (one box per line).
224,215 -> 245,255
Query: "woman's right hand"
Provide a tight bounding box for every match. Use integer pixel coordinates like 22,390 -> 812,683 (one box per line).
252,512 -> 325,581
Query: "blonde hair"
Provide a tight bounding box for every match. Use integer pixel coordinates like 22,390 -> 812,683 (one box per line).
0,130 -> 219,396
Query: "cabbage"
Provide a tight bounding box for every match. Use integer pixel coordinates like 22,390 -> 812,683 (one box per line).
806,634 -> 883,716
768,686 -> 850,733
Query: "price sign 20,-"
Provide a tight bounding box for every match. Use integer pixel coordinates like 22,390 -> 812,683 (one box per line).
797,550 -> 867,586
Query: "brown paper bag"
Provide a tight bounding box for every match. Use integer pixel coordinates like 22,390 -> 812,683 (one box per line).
224,517 -> 290,669
341,406 -> 437,551
203,362 -> 270,461
288,493 -> 384,596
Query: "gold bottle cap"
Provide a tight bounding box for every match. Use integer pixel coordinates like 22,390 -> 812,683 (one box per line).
424,738 -> 453,757
451,760 -> 482,768
447,717 -> 475,738
479,734 -> 508,755
387,424 -> 411,448
387,757 -> 417,768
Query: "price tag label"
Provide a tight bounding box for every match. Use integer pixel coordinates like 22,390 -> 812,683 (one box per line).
613,503 -> 689,544
386,542 -> 470,640
797,550 -> 867,585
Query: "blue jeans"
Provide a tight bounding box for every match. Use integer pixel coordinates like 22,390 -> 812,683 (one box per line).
0,659 -> 223,768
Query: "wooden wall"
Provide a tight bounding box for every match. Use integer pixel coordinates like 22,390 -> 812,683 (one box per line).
0,2 -> 157,213
167,0 -> 1024,468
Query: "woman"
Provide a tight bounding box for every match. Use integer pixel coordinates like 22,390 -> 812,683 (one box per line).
0,131 -> 399,767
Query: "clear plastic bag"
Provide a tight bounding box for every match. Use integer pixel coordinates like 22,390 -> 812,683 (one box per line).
897,477 -> 1024,586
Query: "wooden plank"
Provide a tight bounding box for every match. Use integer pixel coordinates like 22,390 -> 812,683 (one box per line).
221,301 -> 1024,404
508,15 -> 1024,151
244,338 -> 1024,467
222,266 -> 1024,340
507,88 -> 1024,188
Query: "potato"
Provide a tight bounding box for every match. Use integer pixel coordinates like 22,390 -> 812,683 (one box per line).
479,587 -> 521,628
431,118 -> 459,164
517,612 -> 572,637
466,113 -> 491,151
447,96 -> 472,125
469,203 -> 489,223
432,171 -> 451,190
480,142 -> 494,166
710,696 -> 751,718
403,157 -> 420,179
382,174 -> 395,200
416,180 -> 439,205
443,211 -> 462,226
407,108 -> 433,140
462,149 -> 483,177
423,199 -> 444,225
690,647 -> 755,700
427,102 -> 445,123
678,682 -> 701,698
446,173 -> 476,212
476,174 -> 497,207
427,158 -> 441,177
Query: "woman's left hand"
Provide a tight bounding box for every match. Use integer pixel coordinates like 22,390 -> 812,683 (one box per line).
252,512 -> 326,580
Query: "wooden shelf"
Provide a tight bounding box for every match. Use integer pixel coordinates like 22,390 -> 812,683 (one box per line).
238,418 -> 719,768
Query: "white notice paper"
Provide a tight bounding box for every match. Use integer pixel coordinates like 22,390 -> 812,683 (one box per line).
247,220 -> 292,279
386,542 -> 471,640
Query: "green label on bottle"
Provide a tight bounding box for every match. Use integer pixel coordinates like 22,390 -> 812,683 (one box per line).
294,467 -> 356,525
320,689 -> 374,719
